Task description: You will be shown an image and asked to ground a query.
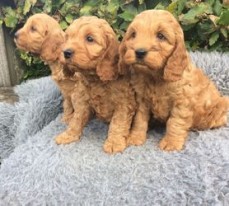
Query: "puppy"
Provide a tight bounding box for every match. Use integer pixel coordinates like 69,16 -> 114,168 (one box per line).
14,13 -> 75,123
119,10 -> 229,151
55,16 -> 136,153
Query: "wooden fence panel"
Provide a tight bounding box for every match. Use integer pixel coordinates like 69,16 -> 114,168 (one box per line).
0,26 -> 11,87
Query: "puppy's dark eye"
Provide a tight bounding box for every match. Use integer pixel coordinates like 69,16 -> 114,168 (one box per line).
86,35 -> 94,42
157,32 -> 166,40
31,26 -> 36,32
130,31 -> 136,39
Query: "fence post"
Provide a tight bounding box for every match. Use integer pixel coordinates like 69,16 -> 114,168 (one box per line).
0,26 -> 22,87
0,25 -> 11,86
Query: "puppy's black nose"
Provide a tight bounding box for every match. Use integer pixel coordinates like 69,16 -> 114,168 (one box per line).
135,49 -> 147,59
63,49 -> 74,59
14,32 -> 19,39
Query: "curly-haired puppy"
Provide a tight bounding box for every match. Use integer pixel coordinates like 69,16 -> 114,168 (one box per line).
55,16 -> 136,153
14,13 -> 75,123
119,10 -> 229,151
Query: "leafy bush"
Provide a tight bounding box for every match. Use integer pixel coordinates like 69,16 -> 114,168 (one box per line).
0,0 -> 228,80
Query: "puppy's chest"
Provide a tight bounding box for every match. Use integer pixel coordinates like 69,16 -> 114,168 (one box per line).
89,83 -> 114,121
148,83 -> 172,121
88,80 -> 133,121
51,66 -> 76,93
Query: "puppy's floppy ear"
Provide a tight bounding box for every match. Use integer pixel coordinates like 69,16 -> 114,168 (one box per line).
118,35 -> 129,75
163,28 -> 188,81
96,33 -> 119,81
41,30 -> 65,62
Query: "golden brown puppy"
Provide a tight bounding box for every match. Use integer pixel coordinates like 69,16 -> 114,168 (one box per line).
119,10 -> 229,151
55,16 -> 136,154
14,13 -> 75,123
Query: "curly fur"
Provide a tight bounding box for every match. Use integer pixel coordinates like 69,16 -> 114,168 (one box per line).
119,10 -> 229,151
14,13 -> 75,123
55,16 -> 136,153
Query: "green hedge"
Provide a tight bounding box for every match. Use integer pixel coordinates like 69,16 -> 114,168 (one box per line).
0,0 -> 228,80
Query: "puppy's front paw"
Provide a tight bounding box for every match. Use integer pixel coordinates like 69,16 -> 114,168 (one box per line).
127,133 -> 146,146
55,131 -> 80,145
159,137 -> 184,151
103,137 -> 127,154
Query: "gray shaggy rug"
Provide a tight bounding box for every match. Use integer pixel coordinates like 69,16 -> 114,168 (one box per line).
0,52 -> 228,206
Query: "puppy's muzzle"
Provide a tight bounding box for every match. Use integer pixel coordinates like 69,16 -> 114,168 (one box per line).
135,49 -> 147,59
63,49 -> 74,59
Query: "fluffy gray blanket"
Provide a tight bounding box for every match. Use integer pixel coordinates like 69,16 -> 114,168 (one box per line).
0,52 -> 228,205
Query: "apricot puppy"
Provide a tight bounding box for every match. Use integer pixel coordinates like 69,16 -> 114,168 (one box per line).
55,16 -> 136,154
14,13 -> 75,123
119,10 -> 229,151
